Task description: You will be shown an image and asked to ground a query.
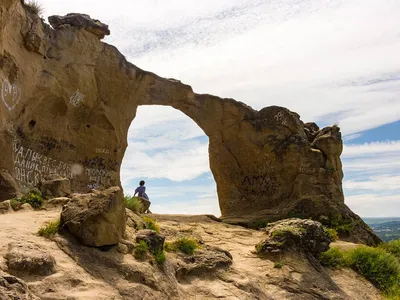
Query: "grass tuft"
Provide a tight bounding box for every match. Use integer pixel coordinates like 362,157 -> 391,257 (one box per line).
134,241 -> 148,260
274,262 -> 284,269
380,239 -> 400,259
319,247 -> 346,269
37,219 -> 60,238
143,216 -> 160,233
23,0 -> 43,15
124,194 -> 143,214
11,190 -> 44,210
165,237 -> 198,255
153,250 -> 166,265
323,227 -> 339,241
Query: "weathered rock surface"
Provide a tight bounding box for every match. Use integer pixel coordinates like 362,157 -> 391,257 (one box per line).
0,271 -> 40,300
0,0 -> 379,244
60,186 -> 126,247
256,218 -> 330,256
46,196 -> 70,208
37,174 -> 71,199
5,242 -> 56,276
0,169 -> 20,200
0,200 -> 12,214
136,229 -> 165,254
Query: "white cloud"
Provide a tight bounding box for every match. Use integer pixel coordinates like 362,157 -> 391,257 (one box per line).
344,175 -> 400,192
346,194 -> 400,217
343,140 -> 400,157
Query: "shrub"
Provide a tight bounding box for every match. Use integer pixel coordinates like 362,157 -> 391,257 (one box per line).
323,227 -> 339,241
38,219 -> 60,238
165,237 -> 198,255
255,242 -> 263,253
134,241 -> 148,260
319,247 -> 346,269
153,250 -> 166,265
23,0 -> 43,15
124,195 -> 143,214
143,216 -> 160,233
380,239 -> 400,259
20,189 -> 44,209
336,222 -> 354,234
346,246 -> 400,293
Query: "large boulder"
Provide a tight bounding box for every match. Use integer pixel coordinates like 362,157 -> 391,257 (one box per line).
36,174 -> 71,199
60,186 -> 126,247
256,218 -> 331,256
5,242 -> 56,276
0,169 -> 20,201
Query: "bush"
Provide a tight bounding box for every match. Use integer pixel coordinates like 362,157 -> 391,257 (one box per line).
11,190 -> 44,210
323,227 -> 339,241
124,195 -> 143,214
134,241 -> 148,260
319,247 -> 346,269
165,237 -> 198,255
153,250 -> 166,265
38,219 -> 60,238
380,239 -> 400,259
23,0 -> 43,15
20,190 -> 44,209
346,246 -> 400,293
143,216 -> 160,233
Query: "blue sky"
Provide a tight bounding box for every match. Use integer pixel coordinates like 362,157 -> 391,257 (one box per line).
39,0 -> 400,217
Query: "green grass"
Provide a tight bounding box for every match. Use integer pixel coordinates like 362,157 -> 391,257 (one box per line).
255,242 -> 263,254
271,226 -> 305,238
380,239 -> 400,259
153,250 -> 166,265
134,241 -> 148,260
11,190 -> 44,210
165,237 -> 199,255
323,227 -> 339,241
319,247 -> 347,269
319,246 -> 400,297
143,216 -> 160,233
37,219 -> 60,238
274,262 -> 284,269
124,194 -> 143,214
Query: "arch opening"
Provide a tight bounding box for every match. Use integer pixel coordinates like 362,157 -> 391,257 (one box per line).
121,105 -> 220,216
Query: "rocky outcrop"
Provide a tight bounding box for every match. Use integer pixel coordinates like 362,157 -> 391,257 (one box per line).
5,242 -> 56,276
0,0 -> 379,244
37,174 -> 71,199
256,218 -> 330,256
136,230 -> 165,254
60,186 -> 126,247
0,271 -> 39,300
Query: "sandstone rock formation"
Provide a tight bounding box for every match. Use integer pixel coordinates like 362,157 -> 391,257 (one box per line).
37,173 -> 71,199
5,242 -> 56,276
60,186 -> 126,247
256,218 -> 331,256
0,0 -> 379,244
0,271 -> 39,300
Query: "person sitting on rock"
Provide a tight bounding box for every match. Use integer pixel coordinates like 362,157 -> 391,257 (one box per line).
134,180 -> 149,201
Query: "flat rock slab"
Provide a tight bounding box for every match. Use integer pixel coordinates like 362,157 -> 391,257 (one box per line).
5,242 -> 56,276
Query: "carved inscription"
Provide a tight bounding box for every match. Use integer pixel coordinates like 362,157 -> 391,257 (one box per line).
274,111 -> 287,126
240,174 -> 279,197
1,79 -> 21,111
95,148 -> 110,154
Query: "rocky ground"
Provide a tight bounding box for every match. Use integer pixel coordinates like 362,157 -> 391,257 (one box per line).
0,208 -> 383,300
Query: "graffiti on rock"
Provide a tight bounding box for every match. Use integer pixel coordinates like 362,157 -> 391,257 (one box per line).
1,79 -> 21,111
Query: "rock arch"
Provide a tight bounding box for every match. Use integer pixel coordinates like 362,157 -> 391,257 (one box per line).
0,2 -> 380,245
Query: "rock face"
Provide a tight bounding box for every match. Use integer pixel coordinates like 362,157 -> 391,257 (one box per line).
136,229 -> 165,254
37,173 -> 71,199
0,1 -> 379,244
5,242 -> 56,276
256,218 -> 330,256
60,186 -> 126,247
0,271 -> 39,300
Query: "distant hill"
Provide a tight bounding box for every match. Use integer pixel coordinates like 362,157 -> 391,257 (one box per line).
363,217 -> 400,242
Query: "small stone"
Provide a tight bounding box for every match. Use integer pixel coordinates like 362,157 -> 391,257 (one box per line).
20,203 -> 33,211
0,200 -> 12,214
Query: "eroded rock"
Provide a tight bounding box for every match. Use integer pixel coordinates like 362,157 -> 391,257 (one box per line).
256,218 -> 330,256
5,242 -> 56,276
0,200 -> 12,214
0,2 -> 380,245
136,230 -> 165,254
60,186 -> 126,247
0,271 -> 40,300
37,174 -> 71,199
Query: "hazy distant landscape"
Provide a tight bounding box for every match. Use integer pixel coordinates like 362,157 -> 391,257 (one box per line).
364,218 -> 400,242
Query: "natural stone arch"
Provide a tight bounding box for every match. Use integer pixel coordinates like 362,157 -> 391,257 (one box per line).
0,2 -> 380,245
